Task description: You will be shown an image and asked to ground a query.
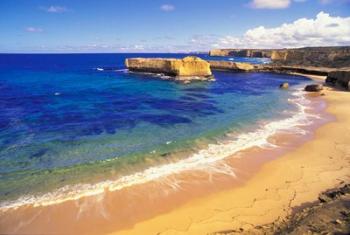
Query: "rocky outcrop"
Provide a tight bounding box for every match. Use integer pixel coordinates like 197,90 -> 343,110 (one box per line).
272,47 -> 350,68
280,83 -> 289,89
209,61 -> 255,72
212,184 -> 350,235
209,47 -> 350,68
256,64 -> 334,76
125,56 -> 212,81
326,70 -> 350,90
209,49 -> 272,58
305,84 -> 323,92
209,61 -> 336,76
208,60 -> 350,91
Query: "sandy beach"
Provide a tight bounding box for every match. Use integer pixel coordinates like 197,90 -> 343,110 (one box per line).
0,74 -> 349,235
1,2 -> 350,234
112,78 -> 350,235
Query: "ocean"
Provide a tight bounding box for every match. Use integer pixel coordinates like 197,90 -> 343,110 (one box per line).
0,53 -> 312,208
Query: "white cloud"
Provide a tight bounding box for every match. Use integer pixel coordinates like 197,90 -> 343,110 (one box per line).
249,0 -> 308,9
160,4 -> 175,12
25,27 -> 43,33
40,6 -> 68,13
206,11 -> 350,49
23,12 -> 349,53
250,0 -> 291,9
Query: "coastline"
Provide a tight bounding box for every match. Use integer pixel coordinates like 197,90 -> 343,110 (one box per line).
0,74 -> 348,235
111,75 -> 350,235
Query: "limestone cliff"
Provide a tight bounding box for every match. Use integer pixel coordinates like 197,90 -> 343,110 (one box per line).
125,56 -> 212,80
209,61 -> 255,71
209,49 -> 272,58
209,47 -> 350,68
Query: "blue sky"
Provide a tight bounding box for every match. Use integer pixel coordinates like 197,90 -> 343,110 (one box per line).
0,0 -> 349,53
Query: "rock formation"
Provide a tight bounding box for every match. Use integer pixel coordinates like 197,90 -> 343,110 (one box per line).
236,184 -> 350,235
255,64 -> 334,76
209,49 -> 272,58
326,70 -> 350,90
208,61 -> 335,76
209,47 -> 350,68
280,83 -> 289,89
305,84 -> 324,92
125,56 -> 213,81
208,60 -> 350,91
209,61 -> 255,72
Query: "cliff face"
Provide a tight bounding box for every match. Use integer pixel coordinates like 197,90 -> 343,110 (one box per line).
125,56 -> 212,80
270,47 -> 350,68
326,70 -> 350,90
209,47 -> 350,68
209,49 -> 272,58
209,60 -> 255,71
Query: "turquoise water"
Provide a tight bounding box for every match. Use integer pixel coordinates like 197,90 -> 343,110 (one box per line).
0,53 -> 310,203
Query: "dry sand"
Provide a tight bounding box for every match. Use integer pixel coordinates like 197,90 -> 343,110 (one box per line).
112,79 -> 350,235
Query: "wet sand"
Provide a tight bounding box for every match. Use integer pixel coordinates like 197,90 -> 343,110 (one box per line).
110,78 -> 350,235
1,75 -> 342,235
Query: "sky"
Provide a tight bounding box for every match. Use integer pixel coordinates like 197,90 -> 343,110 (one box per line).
0,0 -> 349,53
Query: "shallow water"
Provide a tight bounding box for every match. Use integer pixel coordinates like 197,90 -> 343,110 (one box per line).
0,53 -> 310,204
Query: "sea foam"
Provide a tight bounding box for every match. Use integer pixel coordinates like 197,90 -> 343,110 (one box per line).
0,89 -> 321,211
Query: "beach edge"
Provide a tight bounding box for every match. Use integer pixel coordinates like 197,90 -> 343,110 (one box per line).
114,75 -> 350,235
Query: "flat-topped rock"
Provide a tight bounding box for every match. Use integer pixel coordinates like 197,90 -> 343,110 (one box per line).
257,64 -> 335,76
208,60 -> 336,76
209,60 -> 255,72
125,56 -> 212,81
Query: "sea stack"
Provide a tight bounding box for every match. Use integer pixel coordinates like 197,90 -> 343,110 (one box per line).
125,56 -> 213,81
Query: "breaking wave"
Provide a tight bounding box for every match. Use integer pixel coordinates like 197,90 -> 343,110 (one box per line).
0,89 -> 321,211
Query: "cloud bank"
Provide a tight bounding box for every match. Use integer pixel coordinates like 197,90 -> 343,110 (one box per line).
206,11 -> 350,49
250,0 -> 291,9
26,12 -> 350,52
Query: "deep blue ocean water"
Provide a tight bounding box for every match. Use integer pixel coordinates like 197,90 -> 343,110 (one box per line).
0,53 -> 310,201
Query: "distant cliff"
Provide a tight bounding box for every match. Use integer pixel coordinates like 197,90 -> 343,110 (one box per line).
209,47 -> 350,68
209,49 -> 272,58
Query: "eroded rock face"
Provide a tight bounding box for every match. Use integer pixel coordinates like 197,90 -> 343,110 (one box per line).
125,56 -> 212,81
209,49 -> 272,58
326,70 -> 350,90
209,60 -> 255,71
209,47 -> 350,68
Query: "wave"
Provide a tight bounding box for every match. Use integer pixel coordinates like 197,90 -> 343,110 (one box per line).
115,69 -> 128,73
0,89 -> 321,211
96,67 -> 128,72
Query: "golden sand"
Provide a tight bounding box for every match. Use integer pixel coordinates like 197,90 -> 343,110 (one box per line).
112,79 -> 350,235
1,76 -> 349,235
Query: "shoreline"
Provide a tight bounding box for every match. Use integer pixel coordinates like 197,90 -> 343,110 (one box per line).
0,74 -> 340,235
110,75 -> 350,235
0,79 -> 318,211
